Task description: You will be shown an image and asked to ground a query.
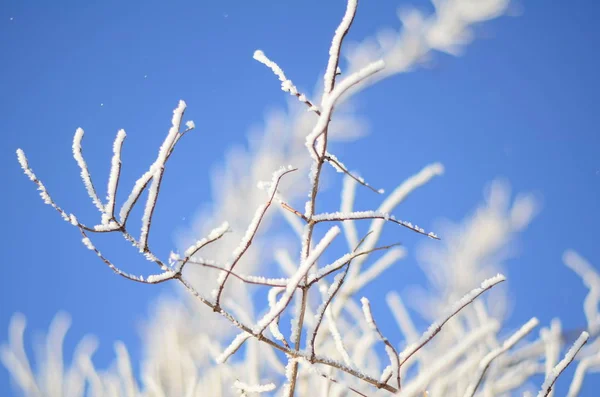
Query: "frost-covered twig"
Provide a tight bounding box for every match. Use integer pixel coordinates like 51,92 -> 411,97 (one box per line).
324,152 -> 384,194
361,297 -> 401,388
308,231 -> 374,362
214,166 -> 297,307
12,1 -> 570,396
139,100 -> 187,250
253,50 -> 320,114
537,331 -> 589,397
463,317 -> 539,397
105,129 -> 126,223
399,274 -> 506,367
313,210 -> 439,239
72,128 -> 104,213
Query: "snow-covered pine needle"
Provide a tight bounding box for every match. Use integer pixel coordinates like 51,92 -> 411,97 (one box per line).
72,128 -> 105,212
400,274 -> 506,367
105,129 -> 126,223
463,317 -> 539,397
140,100 -> 187,250
537,331 -> 589,397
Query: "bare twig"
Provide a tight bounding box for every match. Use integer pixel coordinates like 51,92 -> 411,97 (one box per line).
214,167 -> 297,308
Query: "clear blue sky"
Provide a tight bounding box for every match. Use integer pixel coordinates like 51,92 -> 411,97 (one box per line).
1,0 -> 599,394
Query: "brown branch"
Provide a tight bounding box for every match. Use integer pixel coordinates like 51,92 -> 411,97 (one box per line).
306,243 -> 401,287
139,107 -> 186,250
324,153 -> 383,194
280,201 -> 309,223
77,228 -> 174,285
313,211 -> 440,240
288,1 -> 360,394
182,259 -> 291,288
214,168 -> 296,308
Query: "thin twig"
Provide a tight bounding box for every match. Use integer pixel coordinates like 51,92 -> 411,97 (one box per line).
399,275 -> 507,368
313,211 -> 439,240
324,153 -> 383,194
361,297 -> 401,389
214,167 -> 297,308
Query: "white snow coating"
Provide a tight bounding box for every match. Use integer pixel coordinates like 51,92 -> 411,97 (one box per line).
323,0 -> 358,94
253,50 -> 300,97
72,128 -> 104,212
463,317 -> 539,397
325,306 -> 353,368
183,222 -> 229,258
400,274 -> 506,365
232,380 -> 275,393
12,2 -> 599,396
537,331 -> 589,397
105,129 -> 126,220
140,100 -> 187,248
146,271 -> 176,283
253,226 -> 340,334
216,331 -> 251,364
16,149 -> 35,181
81,237 -> 94,251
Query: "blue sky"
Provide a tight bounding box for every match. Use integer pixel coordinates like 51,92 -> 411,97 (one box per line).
1,0 -> 599,395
